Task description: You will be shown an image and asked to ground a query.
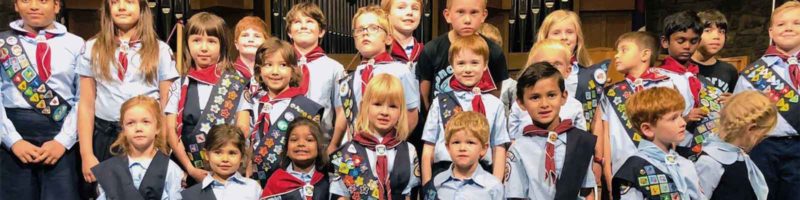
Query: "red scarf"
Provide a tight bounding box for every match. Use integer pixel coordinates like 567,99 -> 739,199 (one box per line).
448,69 -> 497,115
252,86 -> 306,140
626,68 -> 668,92
115,38 -> 140,82
764,45 -> 800,89
295,46 -> 326,95
261,168 -> 324,200
359,52 -> 395,94
522,119 -> 575,185
352,129 -> 403,200
175,64 -> 222,137
233,57 -> 253,79
659,56 -> 701,107
23,32 -> 55,82
389,38 -> 423,63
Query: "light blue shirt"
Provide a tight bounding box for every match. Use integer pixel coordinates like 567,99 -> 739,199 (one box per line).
330,142 -> 420,197
333,61 -> 420,110
165,76 -> 252,115
192,172 -> 262,200
422,91 -> 509,164
432,165 -> 504,200
287,164 -> 316,199
733,56 -> 798,137
619,141 -> 704,200
98,155 -> 185,200
695,134 -> 769,200
654,68 -> 696,115
76,38 -> 179,121
0,20 -> 82,149
304,55 -> 345,135
508,97 -> 587,139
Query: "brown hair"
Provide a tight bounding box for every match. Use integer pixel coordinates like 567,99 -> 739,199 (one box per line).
205,124 -> 249,171
254,38 -> 302,90
355,74 -> 410,140
280,118 -> 329,170
445,111 -> 489,145
718,91 -> 778,146
625,87 -> 686,135
771,1 -> 800,27
479,23 -> 502,47
181,12 -> 235,75
348,5 -> 394,66
91,0 -> 160,83
536,10 -> 593,67
697,9 -> 728,31
285,2 -> 328,34
110,95 -> 168,155
234,16 -> 269,42
449,34 -> 489,64
381,0 -> 423,12
616,31 -> 658,66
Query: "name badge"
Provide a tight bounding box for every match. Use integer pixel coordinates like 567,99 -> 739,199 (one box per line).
303,184 -> 314,197
547,131 -> 558,144
665,154 -> 677,165
376,144 -> 387,156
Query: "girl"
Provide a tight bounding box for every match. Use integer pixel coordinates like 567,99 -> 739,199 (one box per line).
92,96 -> 183,200
181,125 -> 262,200
77,0 -> 179,186
261,118 -> 330,200
382,0 -> 424,71
234,16 -> 269,79
330,74 -> 420,200
165,12 -> 252,183
250,37 -> 323,185
695,91 -> 776,200
330,6 -> 420,154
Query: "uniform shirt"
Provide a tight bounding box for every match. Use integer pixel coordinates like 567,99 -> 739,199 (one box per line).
422,91 -> 510,164
77,38 -> 179,121
287,164 -> 316,199
566,63 -> 581,98
508,98 -> 587,139
695,134 -> 768,200
333,61 -> 420,110
189,172 -> 262,200
164,76 -> 252,115
618,141 -> 704,200
654,68 -> 696,115
432,165 -> 504,200
499,78 -> 517,115
330,141 -> 420,197
98,156 -> 185,200
0,20 -> 82,149
248,96 -> 294,148
734,56 -> 798,137
505,133 -> 597,199
304,55 -> 345,135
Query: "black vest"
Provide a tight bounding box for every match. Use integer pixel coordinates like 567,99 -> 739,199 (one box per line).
180,183 -> 217,200
613,156 -> 681,200
710,160 -> 757,200
182,80 -> 201,137
331,141 -> 411,200
554,128 -> 597,200
91,152 -> 170,200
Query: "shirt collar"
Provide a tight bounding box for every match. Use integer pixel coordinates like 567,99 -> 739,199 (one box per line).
10,19 -> 67,36
761,55 -> 784,68
287,164 -> 316,182
441,164 -> 493,188
202,172 -> 247,189
127,156 -> 152,170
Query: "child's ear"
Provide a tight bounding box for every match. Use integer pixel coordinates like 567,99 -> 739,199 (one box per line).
319,29 -> 327,39
641,49 -> 652,63
660,36 -> 669,49
443,9 -> 453,23
480,143 -> 489,157
560,90 -> 569,105
385,34 -> 394,46
640,122 -> 655,138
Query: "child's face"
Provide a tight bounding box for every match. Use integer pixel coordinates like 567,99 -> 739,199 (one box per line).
661,30 -> 700,63
529,50 -> 571,77
643,110 -> 687,146
769,8 -> 800,53
446,130 -> 487,171
259,52 -> 293,93
188,33 -> 221,68
388,0 -> 422,35
452,50 -> 487,87
207,142 -> 243,179
444,0 -> 487,36
517,76 -> 567,127
366,99 -> 402,134
122,105 -> 158,150
288,13 -> 324,48
698,24 -> 726,55
235,28 -> 267,57
109,0 -> 141,31
15,0 -> 60,29
547,21 -> 579,52
354,13 -> 391,59
287,125 -> 319,165
615,40 -> 646,73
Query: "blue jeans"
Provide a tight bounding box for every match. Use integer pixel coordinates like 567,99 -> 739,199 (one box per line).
750,136 -> 800,200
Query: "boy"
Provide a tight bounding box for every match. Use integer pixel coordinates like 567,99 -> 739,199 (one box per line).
421,34 -> 509,185
416,0 -> 508,109
612,87 -> 704,200
691,10 -> 739,94
0,0 -> 83,199
382,0 -> 424,71
505,62 -> 597,199
734,1 -> 800,199
423,111 -> 504,200
286,2 -> 346,137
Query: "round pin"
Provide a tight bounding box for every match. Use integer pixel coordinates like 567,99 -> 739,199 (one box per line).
277,120 -> 288,131
634,79 -> 643,87
6,36 -> 17,45
594,69 -> 607,85
0,39 -> 5,47
339,83 -> 349,97
11,45 -> 22,56
284,112 -> 295,122
263,102 -> 273,111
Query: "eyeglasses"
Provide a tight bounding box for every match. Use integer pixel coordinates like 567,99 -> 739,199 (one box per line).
352,25 -> 385,37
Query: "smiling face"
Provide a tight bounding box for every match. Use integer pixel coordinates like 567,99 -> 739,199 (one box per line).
661,30 -> 700,63
235,28 -> 267,57
387,0 -> 422,35
188,33 -> 221,68
366,98 -> 402,135
207,142 -> 243,179
769,8 -> 800,54
286,125 -> 319,167
446,130 -> 487,171
354,12 -> 391,59
517,76 -> 567,127
259,51 -> 294,94
15,0 -> 60,29
122,105 -> 158,151
451,49 -> 487,87
109,0 -> 141,31
547,20 -> 578,52
288,13 -> 324,49
444,0 -> 487,36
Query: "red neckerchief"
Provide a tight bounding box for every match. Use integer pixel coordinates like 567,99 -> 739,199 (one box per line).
187,64 -> 222,85
252,86 -> 306,140
359,52 -> 395,94
448,69 -> 497,115
625,68 -> 668,92
659,56 -> 701,107
570,56 -> 578,66
233,57 -> 253,79
390,38 -> 423,63
115,38 -> 141,82
522,119 -> 575,185
295,46 -> 326,95
22,32 -> 55,82
352,129 -> 402,200
764,45 -> 800,88
261,168 -> 324,200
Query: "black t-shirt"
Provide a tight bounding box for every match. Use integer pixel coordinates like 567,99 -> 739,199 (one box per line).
693,59 -> 739,93
415,33 -> 509,95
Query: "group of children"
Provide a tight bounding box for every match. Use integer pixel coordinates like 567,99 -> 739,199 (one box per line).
0,0 -> 797,199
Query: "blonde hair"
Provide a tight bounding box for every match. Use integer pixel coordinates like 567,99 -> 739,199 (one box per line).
91,0 -> 160,83
536,10 -> 593,66
254,38 -> 302,90
110,95 -> 168,155
354,74 -> 410,141
525,39 -> 572,68
625,87 -> 686,134
181,12 -> 235,75
449,34 -> 489,64
771,1 -> 800,27
479,23 -> 502,47
718,91 -> 778,143
445,111 -> 489,146
616,31 -> 658,66
446,0 -> 487,8
348,5 -> 394,67
235,16 -> 269,42
381,0 -> 423,12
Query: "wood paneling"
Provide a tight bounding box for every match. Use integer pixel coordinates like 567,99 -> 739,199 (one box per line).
579,0 -> 634,11
581,11 -> 632,48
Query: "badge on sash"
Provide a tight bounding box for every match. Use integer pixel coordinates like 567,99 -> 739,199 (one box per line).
6,36 -> 17,45
11,45 -> 22,56
547,131 -> 558,144
348,144 -> 357,153
0,39 -> 5,47
665,154 -> 677,165
303,184 -> 314,197
594,70 -> 607,85
376,144 -> 387,156
633,79 -> 643,88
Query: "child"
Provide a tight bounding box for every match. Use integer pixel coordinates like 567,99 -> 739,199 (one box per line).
733,1 -> 800,199
330,74 -> 420,200
695,91 -> 775,200
181,124 -> 262,200
92,96 -> 184,200
165,12 -> 252,183
505,62 -> 597,199
0,0 -> 83,199
423,111 -> 504,200
330,6 -> 420,153
233,16 -> 269,79
478,23 -> 517,115
691,10 -> 738,94
382,0 -> 424,71
612,87 -> 703,200
76,0 -> 179,188
261,118 -> 330,200
421,34 -> 508,184
250,38 -> 323,184
416,0 -> 508,109
285,2 -> 345,139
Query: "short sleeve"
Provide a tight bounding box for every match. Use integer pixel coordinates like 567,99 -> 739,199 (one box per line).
732,75 -> 751,94
695,155 -> 723,198
490,182 -> 505,200
504,145 -> 529,198
333,76 -> 347,108
165,79 -> 182,114
400,72 -> 420,109
76,41 -> 95,77
329,64 -> 346,108
165,160 -> 186,200
421,98 -> 441,144
236,92 -> 253,112
490,104 -> 510,146
157,42 -> 179,82
508,102 -> 524,140
403,143 -> 421,195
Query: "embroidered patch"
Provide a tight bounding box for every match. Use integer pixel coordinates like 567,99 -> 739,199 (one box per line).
6,36 -> 17,45
11,45 -> 22,56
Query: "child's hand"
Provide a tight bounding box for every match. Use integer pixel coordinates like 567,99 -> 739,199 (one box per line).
82,154 -> 100,182
37,140 -> 66,165
684,108 -> 709,122
188,167 -> 209,182
718,93 -> 732,105
326,145 -> 338,156
10,140 -> 42,164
